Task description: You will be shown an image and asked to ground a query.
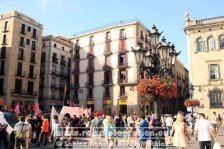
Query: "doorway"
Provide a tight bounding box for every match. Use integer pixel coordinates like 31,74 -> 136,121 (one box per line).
119,105 -> 127,115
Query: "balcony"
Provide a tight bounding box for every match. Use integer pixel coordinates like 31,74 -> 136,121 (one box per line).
20,30 -> 27,35
70,83 -> 80,89
73,54 -> 80,60
15,71 -> 26,77
102,80 -> 113,86
103,64 -> 112,70
2,27 -> 9,33
26,90 -> 37,96
118,62 -> 128,68
86,66 -> 94,72
118,79 -> 137,85
30,59 -> 36,64
32,34 -> 38,39
210,104 -> 224,109
60,60 -> 66,66
119,92 -> 128,99
11,89 -> 25,95
87,53 -> 94,59
104,50 -> 112,56
71,68 -> 80,74
0,89 -> 6,96
61,72 -> 68,78
18,56 -> 25,61
52,57 -> 58,64
19,41 -> 25,47
85,82 -> 94,88
27,73 -> 37,79
2,40 -> 7,46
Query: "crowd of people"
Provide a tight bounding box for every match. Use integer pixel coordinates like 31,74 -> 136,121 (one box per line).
0,110 -> 223,149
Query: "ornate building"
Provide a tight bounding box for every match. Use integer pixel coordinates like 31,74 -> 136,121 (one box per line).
184,14 -> 224,117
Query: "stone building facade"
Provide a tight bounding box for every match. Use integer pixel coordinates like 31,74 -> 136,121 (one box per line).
39,35 -> 72,110
70,19 -> 187,114
184,15 -> 224,117
0,10 -> 43,108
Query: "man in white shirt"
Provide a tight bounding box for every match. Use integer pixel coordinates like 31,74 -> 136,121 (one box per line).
165,115 -> 173,136
194,113 -> 216,149
211,112 -> 218,136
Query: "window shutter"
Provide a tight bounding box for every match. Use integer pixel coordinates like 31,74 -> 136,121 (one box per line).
125,69 -> 128,83
203,41 -> 206,51
118,53 -> 120,66
118,70 -> 120,83
217,64 -> 220,79
208,64 -> 211,79
125,53 -> 128,66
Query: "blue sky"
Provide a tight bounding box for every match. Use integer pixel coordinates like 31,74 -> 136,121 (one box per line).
0,0 -> 223,68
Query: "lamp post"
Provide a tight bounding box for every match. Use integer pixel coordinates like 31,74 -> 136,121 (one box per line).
132,25 -> 180,148
189,83 -> 195,114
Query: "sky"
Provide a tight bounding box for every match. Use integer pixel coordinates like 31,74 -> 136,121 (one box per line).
0,0 -> 223,68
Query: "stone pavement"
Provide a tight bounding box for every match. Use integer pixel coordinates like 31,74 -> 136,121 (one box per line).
30,127 -> 224,149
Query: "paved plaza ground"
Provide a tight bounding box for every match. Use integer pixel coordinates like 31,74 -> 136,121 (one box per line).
30,127 -> 224,149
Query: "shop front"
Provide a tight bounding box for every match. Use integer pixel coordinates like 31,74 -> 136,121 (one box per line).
103,99 -> 112,114
118,99 -> 128,114
87,100 -> 94,112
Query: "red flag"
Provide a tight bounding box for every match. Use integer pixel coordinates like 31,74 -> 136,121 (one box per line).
27,104 -> 31,111
21,101 -> 25,109
34,102 -> 41,117
14,103 -> 20,116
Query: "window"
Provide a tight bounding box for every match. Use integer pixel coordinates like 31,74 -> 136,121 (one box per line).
54,43 -> 57,48
27,81 -> 34,94
26,39 -> 30,45
209,89 -> 223,108
17,62 -> 23,75
20,37 -> 24,46
32,29 -> 36,38
3,34 -> 6,44
105,87 -> 110,96
21,24 -> 26,34
207,36 -> 216,50
120,86 -> 125,95
74,74 -> 79,85
0,79 -> 4,94
62,46 -> 64,50
18,48 -> 24,60
29,65 -> 34,77
209,64 -> 219,79
43,43 -> 46,47
119,53 -> 126,65
30,52 -> 35,63
196,38 -> 204,51
4,21 -> 8,31
106,32 -> 111,40
52,77 -> 56,85
120,29 -> 125,38
41,53 -> 45,63
140,31 -> 144,39
0,61 -> 5,75
120,70 -> 126,82
15,79 -> 22,93
27,26 -> 31,32
88,88 -> 93,98
1,47 -> 6,59
61,55 -> 65,62
90,36 -> 94,45
61,67 -> 64,73
32,41 -> 36,50
219,35 -> 224,49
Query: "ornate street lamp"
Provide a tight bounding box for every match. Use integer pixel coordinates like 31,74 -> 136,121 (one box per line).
132,25 -> 180,148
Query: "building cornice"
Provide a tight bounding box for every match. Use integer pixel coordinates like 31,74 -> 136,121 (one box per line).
43,35 -> 72,48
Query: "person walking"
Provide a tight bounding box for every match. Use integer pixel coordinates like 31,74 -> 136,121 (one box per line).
169,114 -> 190,149
37,115 -> 49,146
165,114 -> 173,136
211,112 -> 218,136
24,116 -> 32,148
14,116 -> 29,149
104,115 -> 117,149
90,113 -> 103,147
194,113 -> 217,149
139,115 -> 149,149
49,115 -> 61,149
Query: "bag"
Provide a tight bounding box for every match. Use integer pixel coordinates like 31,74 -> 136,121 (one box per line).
16,122 -> 25,142
213,142 -> 221,149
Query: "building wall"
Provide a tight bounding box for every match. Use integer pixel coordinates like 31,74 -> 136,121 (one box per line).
184,16 -> 224,117
0,10 -> 43,107
40,35 -> 72,110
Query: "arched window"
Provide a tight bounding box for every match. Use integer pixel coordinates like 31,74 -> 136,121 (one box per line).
207,36 -> 216,50
196,38 -> 204,51
219,35 -> 224,49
